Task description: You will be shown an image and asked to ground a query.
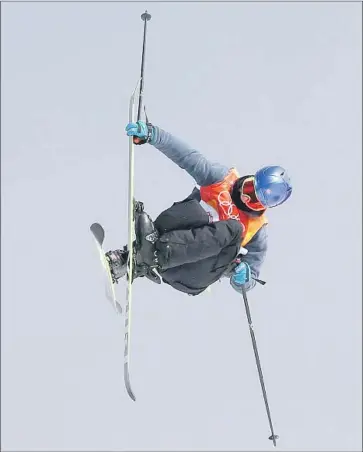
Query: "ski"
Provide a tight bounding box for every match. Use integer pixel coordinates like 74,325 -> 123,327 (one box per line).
122,78 -> 142,402
123,10 -> 152,403
90,11 -> 151,402
90,222 -> 123,315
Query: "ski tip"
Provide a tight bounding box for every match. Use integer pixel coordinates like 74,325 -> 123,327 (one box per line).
90,222 -> 102,232
124,382 -> 136,402
90,223 -> 105,245
124,364 -> 137,401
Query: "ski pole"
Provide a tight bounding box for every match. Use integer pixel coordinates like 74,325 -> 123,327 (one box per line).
241,286 -> 279,447
133,10 -> 151,144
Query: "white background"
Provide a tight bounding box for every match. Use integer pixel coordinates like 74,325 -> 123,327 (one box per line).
2,2 -> 362,450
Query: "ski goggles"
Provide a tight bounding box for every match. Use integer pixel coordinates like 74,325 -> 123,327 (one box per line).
241,177 -> 266,211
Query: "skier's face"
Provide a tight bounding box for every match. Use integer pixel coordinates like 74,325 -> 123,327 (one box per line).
240,177 -> 266,212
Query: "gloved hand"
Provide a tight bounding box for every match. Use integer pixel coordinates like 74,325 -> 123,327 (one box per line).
231,261 -> 251,286
125,120 -> 154,145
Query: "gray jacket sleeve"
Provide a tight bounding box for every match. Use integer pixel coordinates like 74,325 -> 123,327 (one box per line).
151,125 -> 229,186
229,224 -> 268,293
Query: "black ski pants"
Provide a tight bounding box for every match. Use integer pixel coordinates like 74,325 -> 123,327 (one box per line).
153,196 -> 242,295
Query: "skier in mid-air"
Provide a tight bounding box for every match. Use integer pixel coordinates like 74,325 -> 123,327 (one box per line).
106,120 -> 292,296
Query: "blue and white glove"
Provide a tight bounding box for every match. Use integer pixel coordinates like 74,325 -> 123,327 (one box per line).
125,120 -> 154,145
231,261 -> 251,286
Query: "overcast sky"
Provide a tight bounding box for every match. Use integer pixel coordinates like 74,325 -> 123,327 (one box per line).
1,2 -> 362,451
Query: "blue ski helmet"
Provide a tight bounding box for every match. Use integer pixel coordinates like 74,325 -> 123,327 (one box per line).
254,166 -> 292,208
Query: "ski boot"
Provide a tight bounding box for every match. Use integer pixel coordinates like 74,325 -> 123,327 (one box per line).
105,247 -> 129,283
134,211 -> 161,284
135,211 -> 159,267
